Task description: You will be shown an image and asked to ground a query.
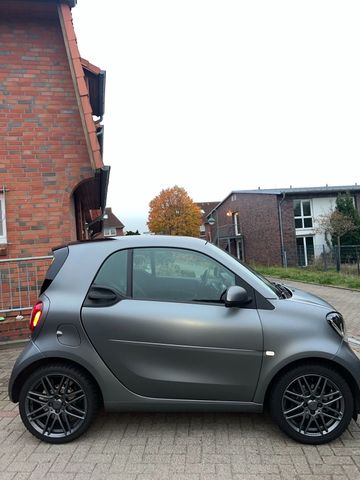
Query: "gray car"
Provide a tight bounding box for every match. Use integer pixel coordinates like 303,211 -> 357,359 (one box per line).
8,235 -> 360,444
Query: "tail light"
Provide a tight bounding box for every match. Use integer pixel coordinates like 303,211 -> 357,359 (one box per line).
29,301 -> 43,332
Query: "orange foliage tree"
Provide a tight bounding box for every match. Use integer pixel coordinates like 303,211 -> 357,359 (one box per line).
148,186 -> 202,236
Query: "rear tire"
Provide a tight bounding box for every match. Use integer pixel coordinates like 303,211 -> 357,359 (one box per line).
269,363 -> 353,444
19,363 -> 99,444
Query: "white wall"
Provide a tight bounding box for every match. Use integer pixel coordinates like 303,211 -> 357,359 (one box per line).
295,196 -> 337,254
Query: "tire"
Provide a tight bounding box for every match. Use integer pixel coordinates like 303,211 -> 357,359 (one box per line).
19,363 -> 99,444
269,363 -> 354,444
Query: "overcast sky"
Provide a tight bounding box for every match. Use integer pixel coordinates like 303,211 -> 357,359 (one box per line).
72,1 -> 360,232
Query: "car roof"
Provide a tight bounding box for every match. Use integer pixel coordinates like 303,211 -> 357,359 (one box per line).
54,235 -> 209,252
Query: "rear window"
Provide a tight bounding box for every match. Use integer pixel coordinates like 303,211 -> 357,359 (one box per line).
40,247 -> 69,294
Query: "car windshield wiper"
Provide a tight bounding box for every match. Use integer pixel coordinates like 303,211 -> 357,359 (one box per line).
272,282 -> 290,299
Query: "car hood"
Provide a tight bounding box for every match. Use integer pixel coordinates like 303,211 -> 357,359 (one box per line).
286,285 -> 336,311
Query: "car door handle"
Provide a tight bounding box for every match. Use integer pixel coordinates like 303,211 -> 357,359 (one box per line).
88,290 -> 117,301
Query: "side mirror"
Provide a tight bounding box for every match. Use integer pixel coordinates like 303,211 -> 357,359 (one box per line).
225,286 -> 251,308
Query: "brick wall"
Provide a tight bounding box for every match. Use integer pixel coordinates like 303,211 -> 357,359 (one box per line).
0,5 -> 95,340
0,9 -> 93,260
214,193 -> 282,266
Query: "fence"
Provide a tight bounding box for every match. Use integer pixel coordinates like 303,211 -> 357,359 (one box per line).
0,256 -> 53,313
297,244 -> 360,274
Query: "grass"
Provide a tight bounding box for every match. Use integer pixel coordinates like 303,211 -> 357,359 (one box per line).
254,265 -> 360,290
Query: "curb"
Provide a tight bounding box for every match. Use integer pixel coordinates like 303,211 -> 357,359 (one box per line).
0,339 -> 29,350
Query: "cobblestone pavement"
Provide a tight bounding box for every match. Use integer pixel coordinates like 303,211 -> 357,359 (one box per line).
1,282 -> 360,480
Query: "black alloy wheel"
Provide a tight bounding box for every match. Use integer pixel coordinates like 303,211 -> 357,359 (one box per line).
19,364 -> 99,443
270,363 -> 353,444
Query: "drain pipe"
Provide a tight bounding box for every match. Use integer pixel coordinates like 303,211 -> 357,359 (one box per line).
278,192 -> 287,268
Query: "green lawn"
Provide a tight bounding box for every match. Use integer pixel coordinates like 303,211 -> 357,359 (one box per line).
254,265 -> 360,290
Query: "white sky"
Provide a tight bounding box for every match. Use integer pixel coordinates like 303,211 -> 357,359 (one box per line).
72,1 -> 360,232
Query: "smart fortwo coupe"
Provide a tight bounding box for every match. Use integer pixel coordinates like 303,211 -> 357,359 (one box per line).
8,236 -> 360,444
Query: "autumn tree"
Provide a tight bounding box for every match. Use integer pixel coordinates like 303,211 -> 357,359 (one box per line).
148,186 -> 202,236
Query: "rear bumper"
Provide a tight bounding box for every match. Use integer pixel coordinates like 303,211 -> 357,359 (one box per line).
8,340 -> 44,403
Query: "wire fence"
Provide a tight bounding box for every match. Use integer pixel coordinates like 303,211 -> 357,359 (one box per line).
0,256 -> 53,313
297,244 -> 360,274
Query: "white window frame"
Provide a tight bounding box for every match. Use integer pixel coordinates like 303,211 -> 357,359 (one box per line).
103,227 -> 117,236
0,194 -> 7,243
232,211 -> 240,235
294,199 -> 313,229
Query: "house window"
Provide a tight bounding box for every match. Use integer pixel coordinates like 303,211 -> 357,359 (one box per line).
103,227 -> 117,236
199,224 -> 206,235
231,194 -> 237,202
0,195 -> 7,243
294,200 -> 313,229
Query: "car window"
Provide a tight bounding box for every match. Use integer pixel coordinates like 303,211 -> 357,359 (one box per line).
93,250 -> 128,296
133,247 -> 235,303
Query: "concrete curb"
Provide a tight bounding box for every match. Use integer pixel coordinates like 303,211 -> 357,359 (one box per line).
0,339 -> 29,350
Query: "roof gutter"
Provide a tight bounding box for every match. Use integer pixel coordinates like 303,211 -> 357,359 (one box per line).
278,192 -> 287,268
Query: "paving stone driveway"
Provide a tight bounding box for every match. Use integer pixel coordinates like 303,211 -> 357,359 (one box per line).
1,281 -> 360,480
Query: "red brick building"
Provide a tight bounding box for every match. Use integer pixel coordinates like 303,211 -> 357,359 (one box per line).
101,207 -> 125,237
207,186 -> 360,267
0,0 -> 110,340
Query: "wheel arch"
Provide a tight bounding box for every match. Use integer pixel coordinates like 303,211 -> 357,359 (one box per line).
11,357 -> 104,406
263,357 -> 360,416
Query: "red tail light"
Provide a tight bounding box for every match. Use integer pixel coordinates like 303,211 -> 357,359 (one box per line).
29,301 -> 43,332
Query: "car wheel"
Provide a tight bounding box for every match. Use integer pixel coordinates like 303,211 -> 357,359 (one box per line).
19,363 -> 99,444
269,363 -> 353,444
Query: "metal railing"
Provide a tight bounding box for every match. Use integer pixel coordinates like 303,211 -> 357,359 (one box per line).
0,256 -> 53,313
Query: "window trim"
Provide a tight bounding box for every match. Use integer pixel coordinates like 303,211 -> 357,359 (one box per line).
0,194 -> 7,243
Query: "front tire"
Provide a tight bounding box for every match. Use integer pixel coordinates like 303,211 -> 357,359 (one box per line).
19,363 -> 99,444
270,363 -> 354,444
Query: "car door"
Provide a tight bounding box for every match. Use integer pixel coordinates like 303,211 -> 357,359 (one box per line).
81,247 -> 263,402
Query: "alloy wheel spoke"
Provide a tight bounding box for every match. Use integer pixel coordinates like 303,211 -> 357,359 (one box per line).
67,392 -> 85,404
27,391 -> 49,403
322,411 -> 341,421
44,376 -> 54,395
57,414 -> 67,436
42,413 -> 51,435
27,404 -> 47,418
28,410 -> 49,422
62,411 -> 72,434
314,375 -> 322,391
304,416 -> 314,434
68,404 -> 86,416
320,378 -> 328,397
65,409 -> 85,420
284,403 -> 304,415
323,395 -> 343,406
56,376 -> 66,394
47,415 -> 57,435
284,393 -> 303,405
286,411 -> 304,420
303,376 -> 313,394
313,416 -> 324,435
319,413 -> 329,433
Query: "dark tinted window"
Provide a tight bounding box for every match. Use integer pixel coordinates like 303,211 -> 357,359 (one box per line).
40,247 -> 68,294
93,250 -> 128,296
133,248 -> 235,303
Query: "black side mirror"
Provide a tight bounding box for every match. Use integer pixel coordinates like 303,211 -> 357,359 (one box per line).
225,286 -> 251,308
